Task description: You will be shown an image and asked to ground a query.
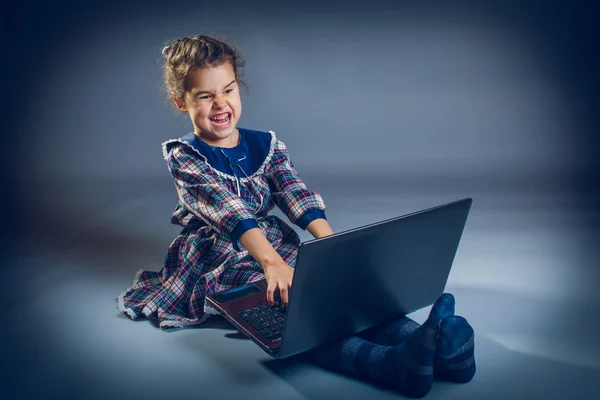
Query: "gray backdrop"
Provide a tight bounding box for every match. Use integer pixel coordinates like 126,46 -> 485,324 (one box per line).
4,1 -> 599,399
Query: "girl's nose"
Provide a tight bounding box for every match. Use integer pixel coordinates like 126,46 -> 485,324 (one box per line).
213,97 -> 227,109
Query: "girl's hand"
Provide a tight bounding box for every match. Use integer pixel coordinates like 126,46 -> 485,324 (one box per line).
263,262 -> 295,307
237,228 -> 296,307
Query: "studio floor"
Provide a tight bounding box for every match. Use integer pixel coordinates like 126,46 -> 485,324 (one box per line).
6,177 -> 600,399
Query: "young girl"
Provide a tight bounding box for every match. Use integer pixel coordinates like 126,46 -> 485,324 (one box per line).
117,35 -> 476,397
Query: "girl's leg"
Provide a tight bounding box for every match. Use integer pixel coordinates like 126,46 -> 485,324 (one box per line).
307,298 -> 447,398
359,293 -> 476,383
358,315 -> 422,346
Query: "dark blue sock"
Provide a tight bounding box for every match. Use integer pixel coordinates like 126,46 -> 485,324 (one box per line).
435,316 -> 476,383
309,303 -> 444,397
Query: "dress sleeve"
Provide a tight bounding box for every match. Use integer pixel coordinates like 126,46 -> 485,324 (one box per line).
267,137 -> 327,230
167,144 -> 258,251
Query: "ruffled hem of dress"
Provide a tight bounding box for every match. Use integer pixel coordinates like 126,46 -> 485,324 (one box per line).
117,295 -> 220,329
116,290 -> 139,320
116,269 -> 145,319
154,312 -> 213,329
116,269 -> 222,329
161,130 -> 277,183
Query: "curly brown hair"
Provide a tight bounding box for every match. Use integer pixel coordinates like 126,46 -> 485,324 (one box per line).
161,34 -> 247,112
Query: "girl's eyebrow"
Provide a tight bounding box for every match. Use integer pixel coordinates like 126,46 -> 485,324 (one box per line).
194,80 -> 237,95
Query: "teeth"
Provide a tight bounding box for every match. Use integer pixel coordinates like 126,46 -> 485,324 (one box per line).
211,113 -> 229,121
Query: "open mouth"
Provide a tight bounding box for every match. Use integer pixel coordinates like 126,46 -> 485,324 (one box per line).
209,113 -> 231,128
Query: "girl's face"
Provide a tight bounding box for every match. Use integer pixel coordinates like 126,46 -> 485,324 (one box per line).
176,62 -> 242,147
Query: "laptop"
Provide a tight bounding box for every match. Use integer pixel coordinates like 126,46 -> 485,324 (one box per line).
206,197 -> 472,359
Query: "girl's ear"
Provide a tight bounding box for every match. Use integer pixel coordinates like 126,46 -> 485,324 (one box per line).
171,92 -> 187,112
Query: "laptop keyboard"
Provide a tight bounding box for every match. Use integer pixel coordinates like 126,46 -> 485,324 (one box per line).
238,301 -> 287,341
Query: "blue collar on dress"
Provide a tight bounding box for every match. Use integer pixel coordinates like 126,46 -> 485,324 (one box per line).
176,128 -> 272,178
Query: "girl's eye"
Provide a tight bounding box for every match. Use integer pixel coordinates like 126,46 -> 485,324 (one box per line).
199,95 -> 211,100
225,88 -> 233,94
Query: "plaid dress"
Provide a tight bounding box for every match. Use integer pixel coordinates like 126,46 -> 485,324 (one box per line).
117,128 -> 327,328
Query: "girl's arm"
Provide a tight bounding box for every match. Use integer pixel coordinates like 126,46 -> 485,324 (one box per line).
239,228 -> 286,268
306,218 -> 334,239
238,220 -> 334,268
267,135 -> 328,231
